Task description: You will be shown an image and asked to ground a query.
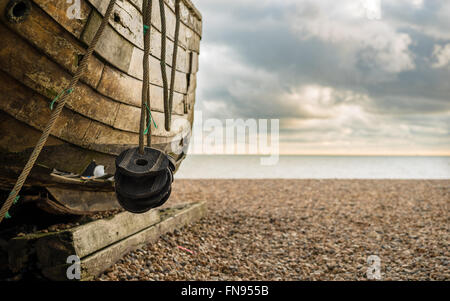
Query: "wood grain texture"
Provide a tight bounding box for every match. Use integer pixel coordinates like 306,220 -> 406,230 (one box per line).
31,202 -> 206,280
0,108 -> 187,185
96,65 -> 185,113
82,10 -> 191,78
79,202 -> 205,280
0,23 -> 187,132
0,11 -> 190,111
0,0 -> 201,187
0,0 -> 104,89
32,0 -> 92,38
0,69 -> 190,152
35,209 -> 160,264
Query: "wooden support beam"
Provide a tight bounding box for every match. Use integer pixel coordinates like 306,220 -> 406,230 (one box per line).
7,202 -> 206,280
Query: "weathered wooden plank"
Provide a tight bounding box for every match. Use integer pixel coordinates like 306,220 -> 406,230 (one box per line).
0,25 -> 189,135
0,25 -> 120,127
108,0 -> 144,48
148,26 -> 190,73
80,121 -> 132,149
8,232 -> 51,274
128,0 -> 180,41
186,90 -> 196,114
0,109 -> 107,176
45,188 -> 121,213
81,10 -> 134,73
0,70 -> 90,145
1,8 -> 189,110
7,203 -> 205,280
96,65 -> 185,114
18,0 -> 199,92
178,22 -> 188,49
126,0 -> 202,37
30,0 -> 201,67
179,0 -> 202,37
37,202 -> 206,280
0,68 -> 190,168
109,0 -> 188,56
82,9 -> 190,80
186,28 -> 201,54
181,0 -> 202,23
191,51 -> 199,74
0,108 -> 185,190
186,70 -> 197,95
128,47 -> 188,93
86,0 -> 190,67
0,0 -> 104,89
165,0 -> 202,38
0,0 -> 199,173
127,0 -> 142,11
81,122 -> 189,159
32,0 -> 92,38
0,107 -> 185,190
112,103 -> 191,135
79,202 -> 206,280
35,209 -> 160,267
148,0 -> 192,48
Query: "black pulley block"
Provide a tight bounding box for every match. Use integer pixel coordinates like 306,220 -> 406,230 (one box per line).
114,147 -> 175,213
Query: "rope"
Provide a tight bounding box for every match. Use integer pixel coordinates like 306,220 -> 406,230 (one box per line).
4,193 -> 19,220
140,0 -> 152,154
159,0 -> 170,131
146,84 -> 152,146
50,88 -> 73,110
159,0 -> 181,132
168,0 -> 181,127
0,0 -> 117,224
144,103 -> 157,135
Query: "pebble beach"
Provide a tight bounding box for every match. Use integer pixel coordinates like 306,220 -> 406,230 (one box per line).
97,179 -> 449,281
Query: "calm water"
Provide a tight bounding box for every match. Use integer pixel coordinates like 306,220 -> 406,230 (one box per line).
175,155 -> 450,179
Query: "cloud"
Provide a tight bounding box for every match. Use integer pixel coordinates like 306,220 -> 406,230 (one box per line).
432,43 -> 450,69
193,0 -> 450,154
289,0 -> 416,74
282,85 -> 372,119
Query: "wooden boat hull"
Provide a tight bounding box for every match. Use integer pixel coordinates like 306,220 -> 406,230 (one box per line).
0,0 -> 201,214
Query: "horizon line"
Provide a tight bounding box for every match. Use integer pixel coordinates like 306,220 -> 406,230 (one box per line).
186,154 -> 450,157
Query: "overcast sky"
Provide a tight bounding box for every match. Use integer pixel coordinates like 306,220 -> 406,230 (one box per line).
193,0 -> 450,155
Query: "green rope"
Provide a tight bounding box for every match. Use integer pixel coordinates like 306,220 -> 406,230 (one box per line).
50,88 -> 73,110
5,193 -> 20,219
144,103 -> 157,135
10,192 -> 19,205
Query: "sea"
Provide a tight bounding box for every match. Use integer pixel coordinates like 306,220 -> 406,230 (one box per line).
174,155 -> 450,179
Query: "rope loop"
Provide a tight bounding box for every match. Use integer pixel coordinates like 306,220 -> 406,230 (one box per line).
144,103 -> 157,135
4,192 -> 20,220
50,88 -> 73,110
